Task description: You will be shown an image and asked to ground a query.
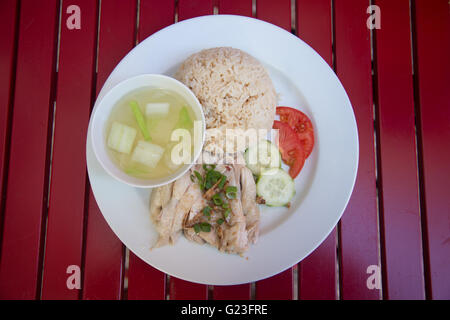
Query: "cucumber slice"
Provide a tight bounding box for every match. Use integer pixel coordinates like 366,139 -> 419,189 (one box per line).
244,140 -> 281,176
256,168 -> 295,207
107,121 -> 137,154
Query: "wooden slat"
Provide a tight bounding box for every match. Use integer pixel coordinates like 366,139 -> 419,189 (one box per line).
253,0 -> 293,300
413,0 -> 450,300
127,252 -> 165,300
255,269 -> 293,300
82,0 -> 137,299
82,192 -> 124,299
137,0 -> 175,43
296,0 -> 332,65
165,0 -> 214,300
178,0 -> 214,22
218,0 -> 252,16
0,0 -> 59,299
0,0 -> 19,232
256,0 -> 291,32
334,0 -> 380,299
40,0 -> 98,300
374,0 -> 424,300
169,277 -> 208,300
213,285 -> 251,300
125,0 -> 175,300
296,0 -> 337,300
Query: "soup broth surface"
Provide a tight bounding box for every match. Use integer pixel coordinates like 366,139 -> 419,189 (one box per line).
105,87 -> 196,179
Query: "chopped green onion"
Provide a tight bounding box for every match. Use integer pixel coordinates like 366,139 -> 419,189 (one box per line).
224,208 -> 231,219
129,101 -> 151,141
225,186 -> 237,199
200,222 -> 211,232
217,218 -> 224,225
222,202 -> 229,209
212,193 -> 223,206
194,171 -> 204,189
193,224 -> 201,233
205,170 -> 222,189
203,206 -> 211,217
217,175 -> 227,189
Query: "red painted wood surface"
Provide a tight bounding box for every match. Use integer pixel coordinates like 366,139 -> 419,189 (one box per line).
41,0 -> 98,300
127,252 -> 165,300
178,0 -> 214,22
82,0 -> 137,299
256,0 -> 291,32
334,0 -> 380,299
255,269 -> 293,300
125,0 -> 175,300
374,0 -> 424,300
165,0 -> 214,301
0,0 -> 447,300
169,277 -> 208,300
0,0 -> 59,299
413,0 -> 450,300
82,193 -> 124,299
137,0 -> 175,43
213,285 -> 251,300
218,0 -> 253,17
296,0 -> 337,300
0,0 -> 19,230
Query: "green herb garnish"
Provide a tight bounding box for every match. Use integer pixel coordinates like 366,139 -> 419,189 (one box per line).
217,175 -> 227,189
224,208 -> 231,219
203,206 -> 211,217
225,186 -> 237,199
205,170 -> 222,189
212,193 -> 223,206
193,224 -> 201,233
199,222 -> 211,232
217,218 -> 224,225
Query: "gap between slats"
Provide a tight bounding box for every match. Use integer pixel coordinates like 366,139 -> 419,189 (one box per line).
409,0 -> 431,299
36,0 -> 64,299
79,0 -> 102,301
369,0 -> 386,299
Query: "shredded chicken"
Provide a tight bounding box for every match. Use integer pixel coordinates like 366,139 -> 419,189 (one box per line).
151,153 -> 260,255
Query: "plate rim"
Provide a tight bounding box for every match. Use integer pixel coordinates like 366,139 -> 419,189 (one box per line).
86,14 -> 359,285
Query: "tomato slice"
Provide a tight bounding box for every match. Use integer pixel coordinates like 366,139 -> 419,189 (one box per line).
276,106 -> 315,158
272,120 -> 305,178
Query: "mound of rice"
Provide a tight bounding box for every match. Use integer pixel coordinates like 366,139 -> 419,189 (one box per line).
175,47 -> 277,152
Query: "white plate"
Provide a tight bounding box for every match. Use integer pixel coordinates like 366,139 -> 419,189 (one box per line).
86,15 -> 358,285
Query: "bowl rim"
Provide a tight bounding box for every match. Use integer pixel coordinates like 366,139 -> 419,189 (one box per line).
90,73 -> 206,188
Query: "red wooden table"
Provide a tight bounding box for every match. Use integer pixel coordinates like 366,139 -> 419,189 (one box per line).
0,0 -> 448,300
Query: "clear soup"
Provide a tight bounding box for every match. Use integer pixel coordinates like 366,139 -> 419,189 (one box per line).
105,87 -> 197,179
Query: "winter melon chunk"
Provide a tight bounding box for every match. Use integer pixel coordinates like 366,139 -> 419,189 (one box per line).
107,121 -> 137,154
131,140 -> 165,168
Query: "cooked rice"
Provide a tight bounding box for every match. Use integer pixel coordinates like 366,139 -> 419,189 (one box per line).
175,47 -> 277,152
